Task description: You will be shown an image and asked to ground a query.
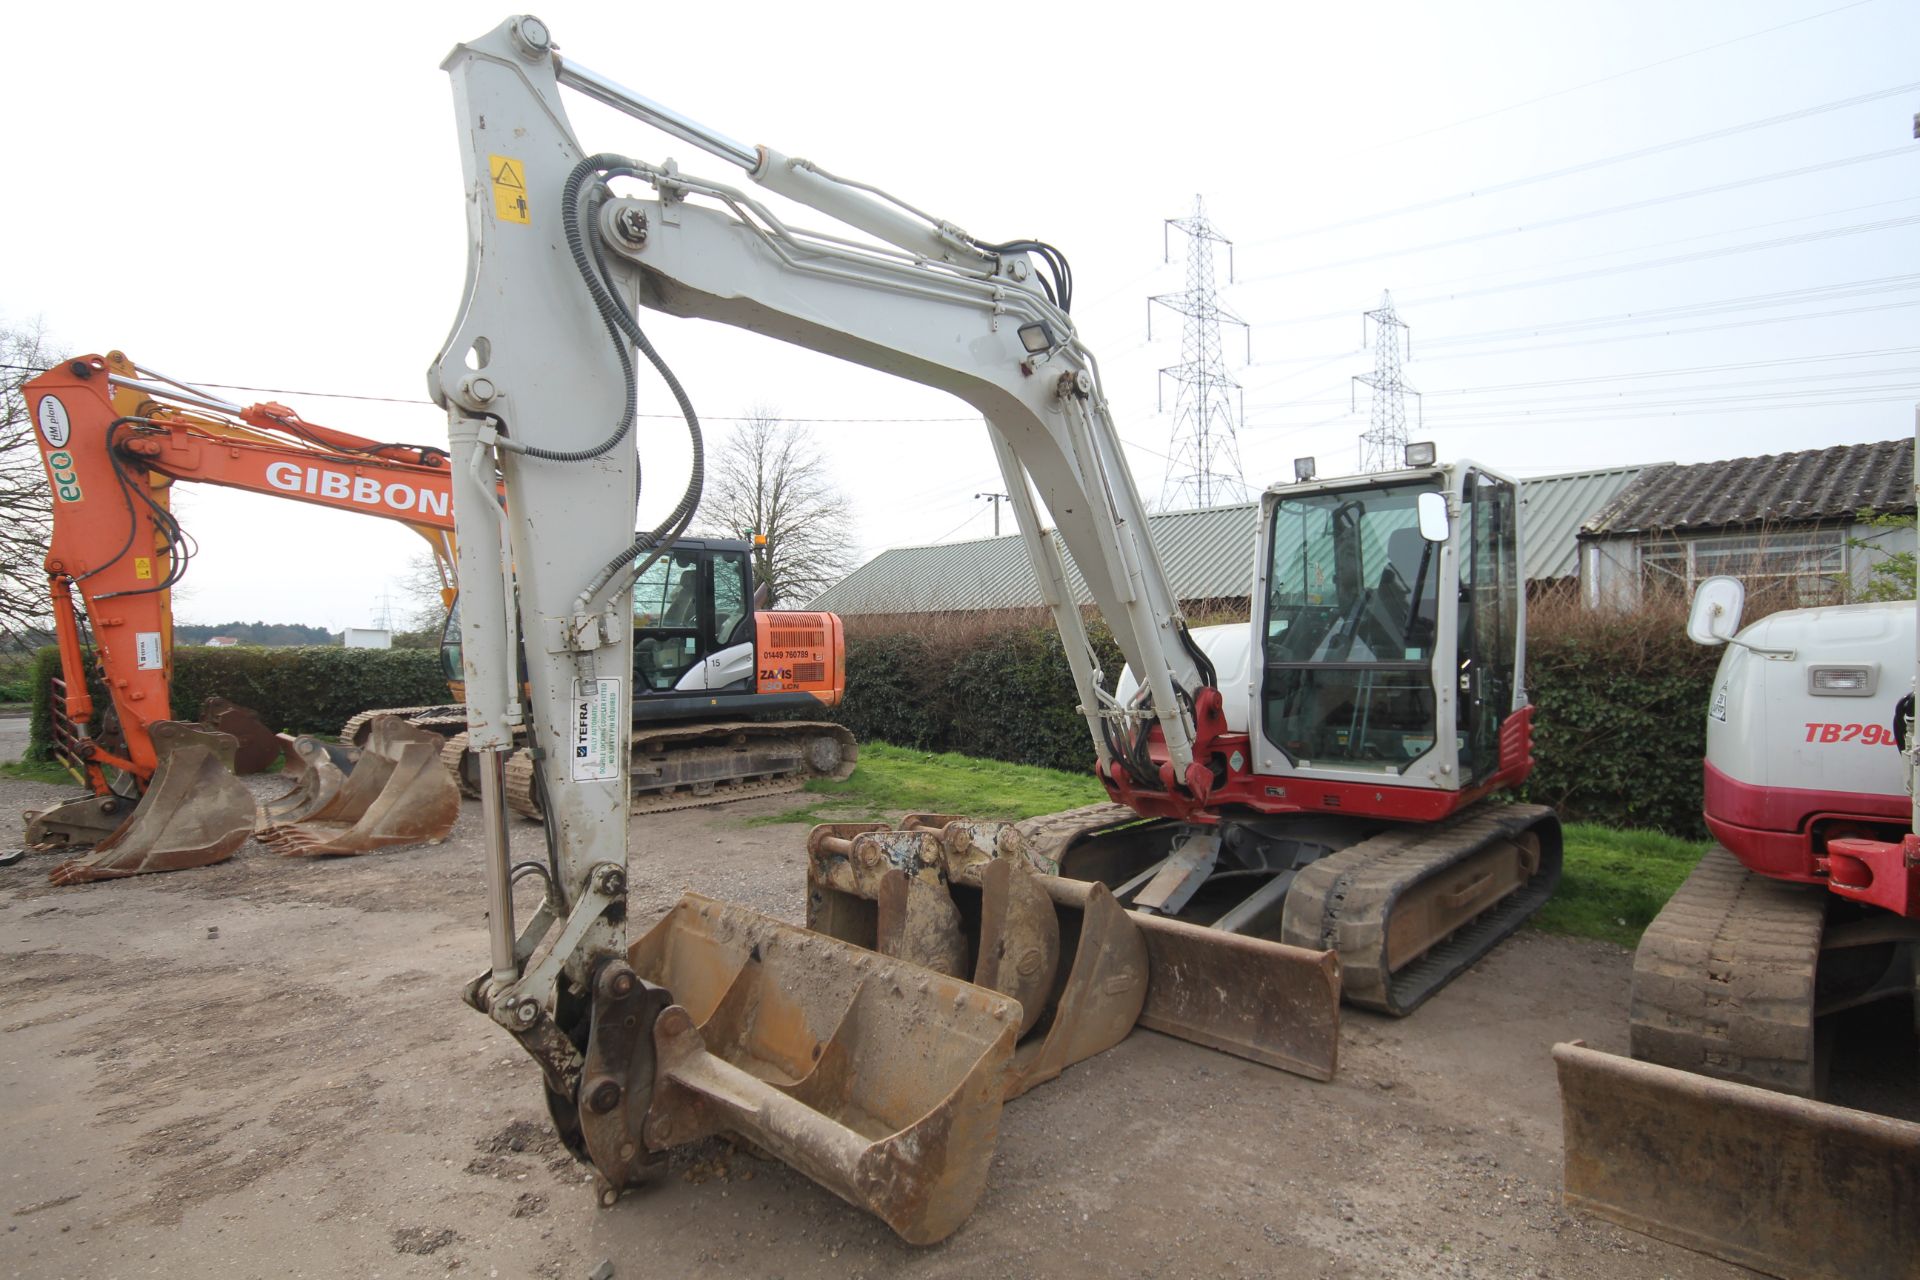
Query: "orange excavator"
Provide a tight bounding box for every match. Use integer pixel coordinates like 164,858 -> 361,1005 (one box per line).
20,349 -> 852,881
21,351 -> 462,882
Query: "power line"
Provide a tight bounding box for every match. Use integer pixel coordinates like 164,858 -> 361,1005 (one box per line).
1251,214 -> 1920,330
1363,0 -> 1884,153
1246,146 -> 1917,283
1250,80 -> 1920,246
1417,298 -> 1920,363
1422,274 -> 1920,348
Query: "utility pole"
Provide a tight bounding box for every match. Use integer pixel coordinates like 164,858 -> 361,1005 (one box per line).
975,491 -> 1009,536
1352,291 -> 1421,473
1150,195 -> 1250,508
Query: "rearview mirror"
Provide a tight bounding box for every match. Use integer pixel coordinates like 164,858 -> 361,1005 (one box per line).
1416,491 -> 1449,542
1687,576 -> 1746,646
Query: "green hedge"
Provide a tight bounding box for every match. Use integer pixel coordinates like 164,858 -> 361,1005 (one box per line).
1521,611 -> 1719,837
831,607 -> 1719,838
26,645 -> 450,761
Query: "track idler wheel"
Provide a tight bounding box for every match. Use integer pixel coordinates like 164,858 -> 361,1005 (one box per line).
47,722 -> 256,885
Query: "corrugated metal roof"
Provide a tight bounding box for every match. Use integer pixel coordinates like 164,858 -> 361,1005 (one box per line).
1582,439 -> 1915,538
812,469 -> 1649,614
1519,464 -> 1657,581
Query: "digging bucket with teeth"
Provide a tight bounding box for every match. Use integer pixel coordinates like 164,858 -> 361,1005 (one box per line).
43,722 -> 256,886
257,716 -> 458,856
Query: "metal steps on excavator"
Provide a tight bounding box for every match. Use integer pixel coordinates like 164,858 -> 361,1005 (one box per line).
1280,802 -> 1562,1016
42,722 -> 256,886
257,716 -> 459,856
498,720 -> 858,821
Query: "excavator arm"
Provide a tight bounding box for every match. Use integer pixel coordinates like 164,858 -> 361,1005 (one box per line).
431,17 -> 1336,1244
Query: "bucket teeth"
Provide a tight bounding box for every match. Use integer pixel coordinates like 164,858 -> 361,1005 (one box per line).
256,716 -> 458,857
47,723 -> 255,885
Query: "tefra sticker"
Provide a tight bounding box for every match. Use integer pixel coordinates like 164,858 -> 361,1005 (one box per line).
570,677 -> 621,782
490,154 -> 530,225
135,632 -> 163,671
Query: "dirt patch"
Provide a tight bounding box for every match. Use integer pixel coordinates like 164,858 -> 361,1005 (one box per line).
0,775 -> 1750,1279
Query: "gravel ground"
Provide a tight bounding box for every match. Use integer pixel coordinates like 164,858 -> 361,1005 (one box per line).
0,771 -> 1749,1280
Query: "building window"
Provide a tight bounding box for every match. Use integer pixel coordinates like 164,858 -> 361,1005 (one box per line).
1639,529 -> 1847,607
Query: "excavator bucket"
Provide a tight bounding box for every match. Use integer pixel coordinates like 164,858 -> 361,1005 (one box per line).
257,716 -> 458,856
1554,1041 -> 1920,1280
262,736 -> 361,824
617,894 -> 1019,1244
45,722 -> 256,885
196,697 -> 281,774
805,817 -> 1341,1089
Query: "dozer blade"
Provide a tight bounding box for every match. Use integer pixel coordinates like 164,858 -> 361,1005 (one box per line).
47,723 -> 255,885
257,716 -> 458,857
1554,1041 -> 1920,1280
620,894 -> 1018,1244
196,697 -> 281,774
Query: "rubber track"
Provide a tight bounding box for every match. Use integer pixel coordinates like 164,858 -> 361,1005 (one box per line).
1279,802 -> 1563,1016
500,721 -> 855,821
1010,803 -> 1148,870
440,732 -> 477,798
1628,846 -> 1824,1096
339,705 -> 466,747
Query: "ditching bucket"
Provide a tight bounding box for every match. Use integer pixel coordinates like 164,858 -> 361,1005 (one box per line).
807,821 -> 1148,1101
257,717 -> 458,856
262,736 -> 361,823
616,894 -> 1018,1244
1555,1041 -> 1920,1280
810,817 -> 1341,1085
47,722 -> 256,886
197,697 -> 281,774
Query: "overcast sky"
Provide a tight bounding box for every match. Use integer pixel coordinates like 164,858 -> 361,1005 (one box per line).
5,0 -> 1916,630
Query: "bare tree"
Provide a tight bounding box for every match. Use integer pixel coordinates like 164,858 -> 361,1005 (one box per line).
0,321 -> 57,651
698,407 -> 854,606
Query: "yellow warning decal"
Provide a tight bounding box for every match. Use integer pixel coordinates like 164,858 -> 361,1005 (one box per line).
490,154 -> 530,225
134,557 -> 152,581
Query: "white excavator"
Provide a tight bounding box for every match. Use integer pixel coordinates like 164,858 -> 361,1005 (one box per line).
435,15 -> 1558,1243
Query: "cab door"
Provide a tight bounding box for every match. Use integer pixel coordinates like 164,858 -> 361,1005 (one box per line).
1456,470 -> 1521,784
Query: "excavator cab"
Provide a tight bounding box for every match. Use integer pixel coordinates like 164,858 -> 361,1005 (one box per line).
1257,462 -> 1522,789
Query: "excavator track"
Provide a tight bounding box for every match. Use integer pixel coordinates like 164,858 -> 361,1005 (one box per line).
499,721 -> 857,821
340,705 -> 466,747
1628,846 -> 1825,1095
439,732 -> 479,798
1279,802 -> 1562,1016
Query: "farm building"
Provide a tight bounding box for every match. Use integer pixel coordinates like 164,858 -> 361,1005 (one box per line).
1577,438 -> 1915,610
811,464 -> 1651,619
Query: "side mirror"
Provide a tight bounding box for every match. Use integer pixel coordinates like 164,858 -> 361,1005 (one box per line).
1416,491 -> 1450,542
1687,576 -> 1746,646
